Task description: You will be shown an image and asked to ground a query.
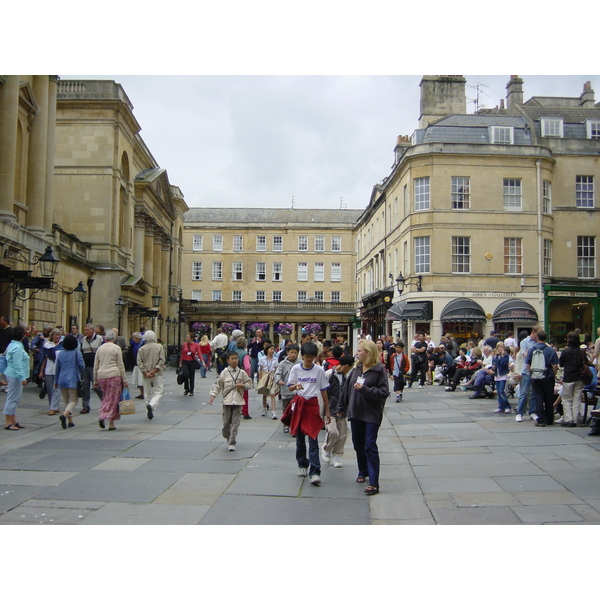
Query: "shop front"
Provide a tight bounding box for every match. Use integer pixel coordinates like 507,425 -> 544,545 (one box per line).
440,297 -> 486,345
544,284 -> 600,346
492,298 -> 539,341
360,287 -> 394,339
385,300 -> 433,341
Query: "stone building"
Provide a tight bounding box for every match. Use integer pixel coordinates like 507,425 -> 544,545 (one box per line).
356,75 -> 600,345
181,207 -> 361,345
0,76 -> 187,340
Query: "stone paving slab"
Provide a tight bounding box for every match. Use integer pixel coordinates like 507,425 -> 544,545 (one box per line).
511,504 -> 585,524
0,485 -> 47,515
199,494 -> 370,525
0,470 -> 77,486
80,502 -> 210,525
34,469 -> 183,503
120,440 -> 220,459
429,506 -> 522,525
16,450 -> 116,472
0,505 -> 94,524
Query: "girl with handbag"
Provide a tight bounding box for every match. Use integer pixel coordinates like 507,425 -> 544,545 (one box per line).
179,333 -> 201,396
258,343 -> 279,419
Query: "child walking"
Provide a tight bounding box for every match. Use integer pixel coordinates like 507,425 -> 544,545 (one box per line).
492,342 -> 511,414
391,341 -> 410,402
274,344 -> 301,433
285,342 -> 330,486
209,352 -> 253,451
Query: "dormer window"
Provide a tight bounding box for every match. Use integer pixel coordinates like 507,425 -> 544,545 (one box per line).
586,120 -> 600,139
541,118 -> 563,137
490,126 -> 514,144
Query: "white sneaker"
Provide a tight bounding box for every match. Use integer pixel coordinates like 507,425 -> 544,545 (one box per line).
332,454 -> 343,468
556,416 -> 564,424
419,384 -> 424,389
515,414 -> 523,422
297,467 -> 307,477
271,411 -> 277,420
261,407 -> 267,417
504,408 -> 512,413
494,408 -> 503,413
309,474 -> 321,485
321,447 -> 331,464
227,444 -> 236,451
530,413 -> 538,421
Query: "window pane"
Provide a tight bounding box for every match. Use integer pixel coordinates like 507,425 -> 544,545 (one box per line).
414,236 -> 430,273
232,262 -> 243,280
298,262 -> 308,281
331,262 -> 341,281
256,262 -> 266,281
298,290 -> 307,301
543,239 -> 552,276
331,291 -> 340,303
578,236 -> 596,278
298,235 -> 308,251
273,236 -> 283,251
272,291 -> 282,302
212,262 -> 222,279
192,262 -> 202,280
503,238 -> 522,274
192,235 -> 203,251
314,262 -> 324,281
232,290 -> 242,301
543,180 -> 552,214
451,177 -> 470,209
233,236 -> 243,252
315,236 -> 324,251
256,235 -> 266,251
503,178 -> 522,211
273,262 -> 282,281
451,237 -> 470,273
414,177 -> 430,211
332,236 -> 342,251
213,235 -> 223,251
212,290 -> 222,301
576,176 -> 594,208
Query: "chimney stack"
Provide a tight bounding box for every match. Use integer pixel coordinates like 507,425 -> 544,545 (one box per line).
418,76 -> 466,128
506,75 -> 524,112
580,81 -> 595,107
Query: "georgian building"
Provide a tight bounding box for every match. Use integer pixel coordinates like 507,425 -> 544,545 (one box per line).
356,75 -> 600,345
0,76 -> 187,340
181,207 -> 361,345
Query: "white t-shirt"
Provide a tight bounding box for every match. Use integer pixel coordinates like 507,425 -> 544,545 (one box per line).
287,363 -> 329,399
258,355 -> 278,373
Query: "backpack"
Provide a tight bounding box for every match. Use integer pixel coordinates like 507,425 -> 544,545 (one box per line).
529,348 -> 547,379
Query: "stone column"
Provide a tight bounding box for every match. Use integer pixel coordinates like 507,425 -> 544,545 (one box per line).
144,223 -> 154,283
161,239 -> 170,316
153,237 -> 162,303
0,75 -> 19,220
26,75 -> 50,233
43,76 -> 58,232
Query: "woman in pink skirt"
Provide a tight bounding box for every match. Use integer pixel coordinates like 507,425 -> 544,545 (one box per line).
93,329 -> 128,430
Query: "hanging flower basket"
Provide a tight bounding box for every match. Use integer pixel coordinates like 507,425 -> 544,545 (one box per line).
276,323 -> 293,335
221,322 -> 236,334
192,322 -> 210,335
303,323 -> 322,335
249,322 -> 269,333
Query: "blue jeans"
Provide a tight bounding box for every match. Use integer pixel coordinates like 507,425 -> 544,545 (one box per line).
496,380 -> 510,410
351,419 -> 381,488
81,365 -> 103,410
295,433 -> 321,476
516,372 -> 537,416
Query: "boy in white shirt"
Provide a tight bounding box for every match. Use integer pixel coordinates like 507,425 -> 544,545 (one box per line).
286,342 -> 330,486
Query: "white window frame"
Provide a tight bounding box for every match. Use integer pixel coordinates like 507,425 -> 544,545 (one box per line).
232,290 -> 242,301
331,262 -> 341,282
273,236 -> 283,252
503,178 -> 522,211
212,290 -> 222,302
191,289 -> 202,301
314,291 -> 324,302
314,262 -> 325,282
315,235 -> 325,252
490,126 -> 514,144
331,291 -> 341,303
191,261 -> 202,281
576,175 -> 595,208
256,262 -> 266,281
451,236 -> 471,273
212,262 -> 222,280
256,235 -> 266,252
543,239 -> 553,277
297,290 -> 307,302
272,262 -> 283,282
256,290 -> 266,302
541,118 -> 564,138
586,120 -> 600,140
272,290 -> 282,302
577,236 -> 596,278
233,235 -> 243,252
298,235 -> 308,251
414,177 -> 430,211
212,235 -> 223,252
192,235 -> 203,251
504,238 -> 522,274
331,236 -> 342,252
543,180 -> 552,214
297,262 -> 308,281
414,236 -> 430,274
451,176 -> 470,210
232,262 -> 243,281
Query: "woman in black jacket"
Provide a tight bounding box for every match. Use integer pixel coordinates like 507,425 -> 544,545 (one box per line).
559,331 -> 588,427
346,339 -> 389,495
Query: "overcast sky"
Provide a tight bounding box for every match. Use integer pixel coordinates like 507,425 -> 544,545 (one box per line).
61,74 -> 600,211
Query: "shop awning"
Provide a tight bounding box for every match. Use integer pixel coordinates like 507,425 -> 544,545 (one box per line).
440,298 -> 486,323
386,300 -> 433,321
492,298 -> 538,323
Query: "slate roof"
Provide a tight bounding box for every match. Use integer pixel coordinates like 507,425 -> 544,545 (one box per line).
521,106 -> 600,123
184,207 -> 363,225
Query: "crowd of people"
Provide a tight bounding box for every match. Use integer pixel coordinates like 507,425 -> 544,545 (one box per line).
3,314 -> 600,495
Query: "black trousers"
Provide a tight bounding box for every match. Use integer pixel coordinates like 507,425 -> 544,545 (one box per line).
531,376 -> 555,424
410,358 -> 427,386
182,360 -> 196,393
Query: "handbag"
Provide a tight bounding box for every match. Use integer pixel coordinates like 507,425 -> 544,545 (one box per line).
256,372 -> 274,395
193,358 -> 201,370
176,367 -> 185,385
119,387 -> 136,415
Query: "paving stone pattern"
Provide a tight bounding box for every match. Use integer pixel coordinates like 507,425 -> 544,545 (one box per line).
1,371 -> 600,525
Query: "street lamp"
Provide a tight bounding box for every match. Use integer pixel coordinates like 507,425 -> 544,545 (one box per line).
165,316 -> 172,348
157,313 -> 164,341
72,281 -> 87,303
115,296 -> 127,333
395,272 -> 422,294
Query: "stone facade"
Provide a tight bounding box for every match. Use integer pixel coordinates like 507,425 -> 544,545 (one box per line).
181,208 -> 361,345
356,75 -> 600,345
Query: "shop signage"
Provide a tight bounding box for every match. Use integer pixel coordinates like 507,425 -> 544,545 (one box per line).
547,291 -> 598,298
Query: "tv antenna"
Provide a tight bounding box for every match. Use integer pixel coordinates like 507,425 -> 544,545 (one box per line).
339,196 -> 346,209
467,82 -> 490,113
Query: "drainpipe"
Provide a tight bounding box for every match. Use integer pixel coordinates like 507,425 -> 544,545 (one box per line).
536,160 -> 543,303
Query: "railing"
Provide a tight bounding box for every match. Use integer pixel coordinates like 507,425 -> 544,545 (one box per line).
181,300 -> 357,314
